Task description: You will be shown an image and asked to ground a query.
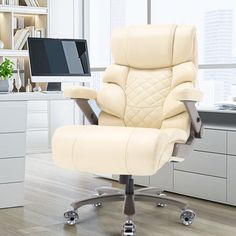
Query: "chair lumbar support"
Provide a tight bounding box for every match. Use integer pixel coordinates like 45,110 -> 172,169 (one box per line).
63,175 -> 196,235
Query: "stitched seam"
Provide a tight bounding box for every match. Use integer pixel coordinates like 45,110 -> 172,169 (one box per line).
124,67 -> 130,126
170,25 -> 177,88
124,129 -> 136,174
171,25 -> 177,66
71,127 -> 86,166
71,137 -> 78,166
126,28 -> 130,67
153,134 -> 161,171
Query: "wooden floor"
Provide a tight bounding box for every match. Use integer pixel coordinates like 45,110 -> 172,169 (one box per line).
0,154 -> 236,236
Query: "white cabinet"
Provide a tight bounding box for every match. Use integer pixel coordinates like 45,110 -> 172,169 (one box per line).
146,111 -> 236,206
174,171 -> 227,203
26,100 -> 76,153
26,101 -> 49,153
0,101 -> 27,132
0,183 -> 24,209
194,129 -> 227,154
0,100 -> 27,208
26,130 -> 49,151
227,131 -> 236,156
150,163 -> 173,191
133,176 -> 149,186
227,155 -> 236,205
0,158 -> 25,184
175,151 -> 227,178
48,100 -> 75,143
0,133 -> 26,158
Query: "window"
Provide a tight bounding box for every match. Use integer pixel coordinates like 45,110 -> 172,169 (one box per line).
151,0 -> 236,105
86,0 -> 147,68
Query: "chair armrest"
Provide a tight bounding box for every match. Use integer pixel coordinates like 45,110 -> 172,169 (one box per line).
173,88 -> 203,138
172,88 -> 203,102
64,86 -> 97,100
64,86 -> 98,125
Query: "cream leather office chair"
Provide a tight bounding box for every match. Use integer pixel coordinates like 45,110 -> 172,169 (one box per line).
52,25 -> 203,236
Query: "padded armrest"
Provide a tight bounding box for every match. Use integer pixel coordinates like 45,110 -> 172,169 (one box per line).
173,88 -> 203,102
64,86 -> 97,100
173,88 -> 203,138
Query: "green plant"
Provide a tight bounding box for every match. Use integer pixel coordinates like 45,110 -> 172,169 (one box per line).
0,59 -> 14,80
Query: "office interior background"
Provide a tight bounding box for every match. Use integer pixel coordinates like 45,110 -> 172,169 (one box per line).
0,0 -> 236,235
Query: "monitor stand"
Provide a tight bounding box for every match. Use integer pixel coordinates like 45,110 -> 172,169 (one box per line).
47,82 -> 61,92
41,82 -> 62,94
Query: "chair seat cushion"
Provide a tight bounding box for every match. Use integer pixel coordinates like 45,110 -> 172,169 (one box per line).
52,125 -> 187,176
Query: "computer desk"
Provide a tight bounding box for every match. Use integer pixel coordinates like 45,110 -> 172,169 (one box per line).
0,92 -> 67,208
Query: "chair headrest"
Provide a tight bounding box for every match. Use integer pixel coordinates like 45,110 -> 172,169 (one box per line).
111,25 -> 197,69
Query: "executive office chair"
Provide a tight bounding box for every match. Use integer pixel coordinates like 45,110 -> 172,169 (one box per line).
52,25 -> 203,236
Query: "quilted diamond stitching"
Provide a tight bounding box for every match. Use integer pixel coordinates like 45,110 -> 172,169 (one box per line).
124,68 -> 172,128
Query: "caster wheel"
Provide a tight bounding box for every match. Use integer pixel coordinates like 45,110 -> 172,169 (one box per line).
122,220 -> 136,236
157,203 -> 167,208
157,193 -> 167,208
92,193 -> 102,207
64,210 -> 79,225
93,202 -> 102,207
180,209 -> 196,226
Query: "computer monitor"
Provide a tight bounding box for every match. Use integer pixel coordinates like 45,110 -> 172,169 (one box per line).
28,38 -> 91,90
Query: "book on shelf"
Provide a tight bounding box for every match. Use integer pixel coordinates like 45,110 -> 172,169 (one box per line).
14,28 -> 30,50
14,27 -> 46,50
25,26 -> 35,37
25,26 -> 45,38
18,31 -> 30,49
3,0 -> 19,5
23,0 -> 40,7
23,0 -> 31,6
35,28 -> 46,38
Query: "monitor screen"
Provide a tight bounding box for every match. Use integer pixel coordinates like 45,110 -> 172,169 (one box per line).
28,38 -> 91,77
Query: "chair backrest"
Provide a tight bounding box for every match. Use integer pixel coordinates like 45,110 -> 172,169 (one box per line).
97,25 -> 198,134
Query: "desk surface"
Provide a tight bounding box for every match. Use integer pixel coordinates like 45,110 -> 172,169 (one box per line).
198,106 -> 236,114
0,92 -> 66,101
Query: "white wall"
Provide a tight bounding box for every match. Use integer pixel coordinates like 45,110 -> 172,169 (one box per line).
49,0 -> 75,38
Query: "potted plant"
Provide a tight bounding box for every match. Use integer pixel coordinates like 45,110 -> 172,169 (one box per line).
0,58 -> 14,93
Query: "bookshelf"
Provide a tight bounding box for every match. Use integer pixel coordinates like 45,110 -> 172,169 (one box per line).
0,0 -> 48,90
0,49 -> 28,57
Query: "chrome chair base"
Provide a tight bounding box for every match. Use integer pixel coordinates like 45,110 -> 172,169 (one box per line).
64,185 -> 196,234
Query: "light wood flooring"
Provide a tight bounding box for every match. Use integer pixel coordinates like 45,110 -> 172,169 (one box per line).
0,153 -> 236,236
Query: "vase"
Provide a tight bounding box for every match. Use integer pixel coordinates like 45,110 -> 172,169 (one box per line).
8,78 -> 14,92
0,40 -> 4,49
15,66 -> 22,92
0,78 -> 10,93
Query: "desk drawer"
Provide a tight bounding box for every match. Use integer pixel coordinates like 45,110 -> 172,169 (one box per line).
0,133 -> 26,158
28,101 -> 48,112
227,132 -> 236,156
26,130 -> 49,151
27,112 -> 48,130
0,158 -> 25,183
227,155 -> 236,205
194,129 -> 226,154
174,170 -> 226,203
174,151 -> 226,178
0,101 -> 27,133
0,182 -> 24,208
